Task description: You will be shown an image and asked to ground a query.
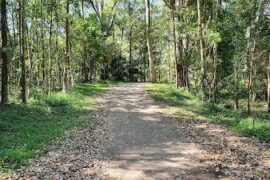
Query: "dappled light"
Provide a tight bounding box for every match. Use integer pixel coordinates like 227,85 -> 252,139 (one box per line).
146,83 -> 270,179
1,0 -> 270,179
99,83 -> 218,179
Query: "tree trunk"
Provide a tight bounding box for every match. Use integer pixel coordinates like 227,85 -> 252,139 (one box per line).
20,0 -> 27,104
40,0 -> 46,86
1,0 -> 10,105
143,47 -> 147,82
213,44 -> 218,104
181,0 -> 190,88
145,0 -> 157,83
34,5 -> 41,88
212,0 -> 219,104
48,2 -> 53,94
172,9 -> 179,87
234,61 -> 239,110
247,0 -> 267,115
267,53 -> 270,112
54,3 -> 61,87
128,1 -> 133,81
197,0 -> 207,101
167,42 -> 171,82
63,0 -> 70,92
172,9 -> 177,85
81,0 -> 85,18
172,0 -> 188,88
247,48 -> 253,115
11,0 -> 16,47
129,26 -> 133,81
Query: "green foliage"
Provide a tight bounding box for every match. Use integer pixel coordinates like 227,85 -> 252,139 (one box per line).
255,169 -> 268,178
0,82 -> 114,174
146,84 -> 270,142
263,151 -> 270,158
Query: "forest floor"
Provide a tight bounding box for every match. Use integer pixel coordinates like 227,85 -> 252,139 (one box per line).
6,83 -> 270,179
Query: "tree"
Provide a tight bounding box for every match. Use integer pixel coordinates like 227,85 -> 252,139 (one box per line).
63,0 -> 70,92
267,53 -> 270,112
197,0 -> 207,101
145,0 -> 157,83
19,0 -> 27,104
163,0 -> 190,88
1,0 -> 270,116
88,0 -> 119,37
1,0 -> 10,105
128,0 -> 133,81
246,0 -> 268,115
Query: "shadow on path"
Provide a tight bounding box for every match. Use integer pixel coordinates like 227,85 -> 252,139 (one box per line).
100,83 -> 218,180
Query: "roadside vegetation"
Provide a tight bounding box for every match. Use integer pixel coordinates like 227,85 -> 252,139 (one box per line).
0,82 -> 114,175
146,84 -> 270,142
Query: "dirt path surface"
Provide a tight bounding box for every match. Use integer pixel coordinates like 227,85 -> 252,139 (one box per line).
100,83 -> 217,179
12,83 -> 219,180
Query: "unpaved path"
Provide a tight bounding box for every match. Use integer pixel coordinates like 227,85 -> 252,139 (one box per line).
11,83 -> 270,180
13,83 -> 227,180
100,83 -> 217,179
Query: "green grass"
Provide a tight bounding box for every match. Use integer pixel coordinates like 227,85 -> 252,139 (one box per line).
0,81 -> 115,176
145,83 -> 270,142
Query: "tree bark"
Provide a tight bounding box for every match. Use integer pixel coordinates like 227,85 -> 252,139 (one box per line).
267,53 -> 270,112
55,3 -> 62,87
247,0 -> 267,115
40,0 -> 46,85
212,0 -> 219,104
48,2 -> 53,94
128,1 -> 133,81
171,0 -> 189,88
63,0 -> 70,92
247,47 -> 253,115
234,61 -> 239,110
167,42 -> 171,82
1,0 -> 10,105
172,9 -> 178,87
19,0 -> 27,104
129,27 -> 133,81
145,0 -> 157,83
197,0 -> 207,101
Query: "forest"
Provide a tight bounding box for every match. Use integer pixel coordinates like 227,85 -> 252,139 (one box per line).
1,0 -> 270,111
1,0 -> 270,179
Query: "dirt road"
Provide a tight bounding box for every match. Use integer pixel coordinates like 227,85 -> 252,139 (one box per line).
100,83 -> 217,179
15,83 -> 219,180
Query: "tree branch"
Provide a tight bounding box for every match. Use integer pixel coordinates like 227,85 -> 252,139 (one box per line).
89,0 -> 102,23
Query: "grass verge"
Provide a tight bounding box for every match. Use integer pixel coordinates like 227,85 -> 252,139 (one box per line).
145,83 -> 270,142
0,81 -> 115,176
